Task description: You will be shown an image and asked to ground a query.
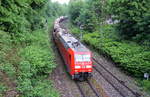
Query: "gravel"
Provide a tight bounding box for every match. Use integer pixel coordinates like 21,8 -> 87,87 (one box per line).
92,52 -> 149,97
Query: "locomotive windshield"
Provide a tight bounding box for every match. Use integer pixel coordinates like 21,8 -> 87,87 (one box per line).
75,54 -> 91,62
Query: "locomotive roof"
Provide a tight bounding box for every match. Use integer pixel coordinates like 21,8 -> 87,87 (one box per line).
59,32 -> 90,52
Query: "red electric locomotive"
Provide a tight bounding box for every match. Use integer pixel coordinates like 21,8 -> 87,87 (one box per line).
53,16 -> 92,80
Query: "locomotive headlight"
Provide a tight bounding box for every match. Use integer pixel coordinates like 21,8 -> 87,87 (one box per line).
86,65 -> 92,68
75,66 -> 81,69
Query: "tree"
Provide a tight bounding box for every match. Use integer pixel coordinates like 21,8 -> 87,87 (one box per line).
110,0 -> 150,39
68,0 -> 84,25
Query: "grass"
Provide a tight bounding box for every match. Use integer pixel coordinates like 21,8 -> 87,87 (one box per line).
0,30 -> 13,95
0,19 -> 59,97
16,19 -> 59,97
137,80 -> 150,94
0,83 -> 7,97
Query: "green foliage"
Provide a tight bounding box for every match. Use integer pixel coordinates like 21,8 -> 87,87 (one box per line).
98,25 -> 120,41
0,0 -> 63,96
0,29 -> 59,97
68,0 -> 110,32
0,30 -> 11,61
0,63 -> 16,80
83,25 -> 150,77
68,0 -> 150,45
78,6 -> 97,32
17,78 -> 59,97
138,80 -> 150,94
31,79 -> 59,97
68,0 -> 84,25
69,26 -> 83,38
46,2 -> 67,17
0,30 -> 17,81
68,0 -> 150,94
0,84 -> 7,96
0,0 -> 31,34
110,0 -> 150,39
16,28 -> 58,97
0,0 -> 64,35
17,61 -> 59,97
20,45 -> 56,76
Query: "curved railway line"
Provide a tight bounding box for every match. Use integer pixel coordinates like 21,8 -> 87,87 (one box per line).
53,17 -> 143,97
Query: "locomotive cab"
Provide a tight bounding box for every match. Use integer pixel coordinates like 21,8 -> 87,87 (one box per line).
72,52 -> 92,80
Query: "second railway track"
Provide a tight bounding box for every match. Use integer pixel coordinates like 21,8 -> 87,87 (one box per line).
93,58 -> 141,97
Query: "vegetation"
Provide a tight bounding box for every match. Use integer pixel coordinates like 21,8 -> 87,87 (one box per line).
68,0 -> 150,93
83,27 -> 150,78
0,83 -> 7,97
0,0 -> 66,96
68,0 -> 101,32
1,0 -> 150,95
111,0 -> 150,41
16,28 -> 59,97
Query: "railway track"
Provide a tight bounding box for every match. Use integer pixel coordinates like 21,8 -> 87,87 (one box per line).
93,58 -> 141,97
75,80 -> 102,97
58,18 -> 143,97
75,82 -> 86,97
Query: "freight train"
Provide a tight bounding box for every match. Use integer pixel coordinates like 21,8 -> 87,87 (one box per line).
53,16 -> 93,81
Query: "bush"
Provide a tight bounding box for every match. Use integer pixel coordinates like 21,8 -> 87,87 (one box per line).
0,0 -> 61,96
0,84 -> 7,97
31,79 -> 59,97
138,80 -> 150,94
68,0 -> 103,32
20,45 -> 56,76
68,0 -> 84,25
83,29 -> 150,92
0,31 -> 11,62
17,78 -> 59,97
0,63 -> 16,80
83,30 -> 150,77
16,28 -> 58,97
69,26 -> 83,38
0,30 -> 17,80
